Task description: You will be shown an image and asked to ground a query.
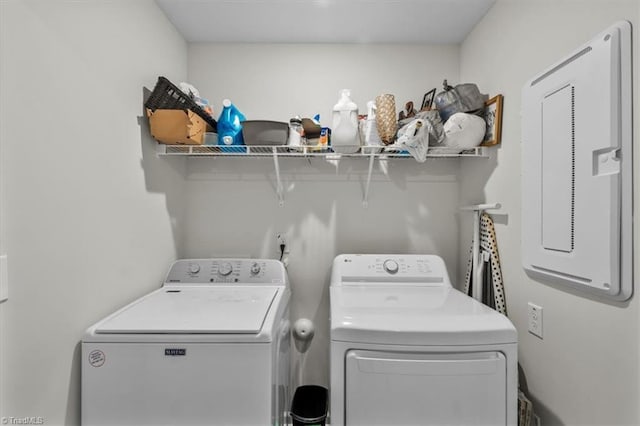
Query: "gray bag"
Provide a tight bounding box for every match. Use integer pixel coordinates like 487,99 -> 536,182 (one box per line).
435,80 -> 488,122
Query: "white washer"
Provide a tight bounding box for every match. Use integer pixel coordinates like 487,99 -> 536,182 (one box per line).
82,258 -> 291,426
330,254 -> 517,426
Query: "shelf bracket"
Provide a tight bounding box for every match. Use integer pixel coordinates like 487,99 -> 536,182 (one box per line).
272,147 -> 284,207
362,152 -> 376,208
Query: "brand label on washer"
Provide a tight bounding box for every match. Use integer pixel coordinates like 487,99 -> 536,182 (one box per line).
88,350 -> 105,367
165,348 -> 186,356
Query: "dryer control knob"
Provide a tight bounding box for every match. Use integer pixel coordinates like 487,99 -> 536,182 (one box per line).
383,259 -> 399,274
188,263 -> 201,274
250,262 -> 261,275
218,262 -> 233,276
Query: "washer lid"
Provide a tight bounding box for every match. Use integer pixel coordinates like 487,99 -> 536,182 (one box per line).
330,286 -> 516,346
95,287 -> 278,334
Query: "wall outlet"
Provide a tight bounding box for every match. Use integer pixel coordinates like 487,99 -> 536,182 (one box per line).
528,302 -> 543,338
0,254 -> 8,303
276,233 -> 289,266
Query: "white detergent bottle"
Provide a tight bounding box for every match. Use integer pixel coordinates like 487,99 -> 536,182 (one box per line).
331,89 -> 359,154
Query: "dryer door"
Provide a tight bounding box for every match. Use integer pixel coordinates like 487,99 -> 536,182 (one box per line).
345,350 -> 507,426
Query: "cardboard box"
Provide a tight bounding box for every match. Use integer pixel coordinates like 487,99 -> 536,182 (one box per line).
146,109 -> 213,145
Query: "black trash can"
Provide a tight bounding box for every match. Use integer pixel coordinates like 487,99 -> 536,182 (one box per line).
290,385 -> 328,426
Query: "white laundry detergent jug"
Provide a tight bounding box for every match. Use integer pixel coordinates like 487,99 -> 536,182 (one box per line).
331,89 -> 359,154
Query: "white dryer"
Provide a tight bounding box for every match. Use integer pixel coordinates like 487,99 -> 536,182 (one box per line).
330,254 -> 517,426
82,259 -> 291,426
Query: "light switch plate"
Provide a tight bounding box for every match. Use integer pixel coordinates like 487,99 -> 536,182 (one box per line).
0,254 -> 8,303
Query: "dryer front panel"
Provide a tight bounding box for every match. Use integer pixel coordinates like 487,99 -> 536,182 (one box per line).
345,349 -> 507,425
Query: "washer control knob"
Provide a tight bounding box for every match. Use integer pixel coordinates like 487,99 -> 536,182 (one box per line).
383,259 -> 399,274
188,263 -> 200,274
250,262 -> 261,275
218,262 -> 233,276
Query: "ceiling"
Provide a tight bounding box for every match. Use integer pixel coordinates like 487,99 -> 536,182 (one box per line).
155,0 -> 496,44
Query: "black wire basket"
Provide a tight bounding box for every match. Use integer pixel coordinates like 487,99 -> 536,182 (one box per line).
145,76 -> 217,132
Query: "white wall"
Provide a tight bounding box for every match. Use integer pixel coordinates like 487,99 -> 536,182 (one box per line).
2,2 -> 637,424
459,1 -> 639,424
0,1 -> 187,424
189,44 -> 460,124
187,44 -> 462,386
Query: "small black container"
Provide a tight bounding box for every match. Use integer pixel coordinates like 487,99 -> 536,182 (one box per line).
290,385 -> 328,426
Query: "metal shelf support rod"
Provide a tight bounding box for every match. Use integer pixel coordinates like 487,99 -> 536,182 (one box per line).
272,147 -> 284,207
362,152 -> 376,208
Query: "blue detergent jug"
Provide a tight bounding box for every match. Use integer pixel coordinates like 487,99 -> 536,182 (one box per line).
217,99 -> 246,152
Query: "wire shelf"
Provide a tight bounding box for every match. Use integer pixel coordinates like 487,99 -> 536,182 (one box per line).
156,144 -> 488,158
155,143 -> 489,207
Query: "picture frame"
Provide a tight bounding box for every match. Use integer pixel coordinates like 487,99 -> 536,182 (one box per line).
481,94 -> 503,146
420,88 -> 436,111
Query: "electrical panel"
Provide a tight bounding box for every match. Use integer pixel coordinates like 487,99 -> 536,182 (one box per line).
521,21 -> 633,301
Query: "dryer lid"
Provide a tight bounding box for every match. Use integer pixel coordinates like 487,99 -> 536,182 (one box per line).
95,287 -> 278,334
330,286 -> 516,346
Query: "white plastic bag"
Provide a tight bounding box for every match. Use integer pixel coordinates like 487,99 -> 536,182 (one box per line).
394,118 -> 429,162
441,113 -> 486,153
